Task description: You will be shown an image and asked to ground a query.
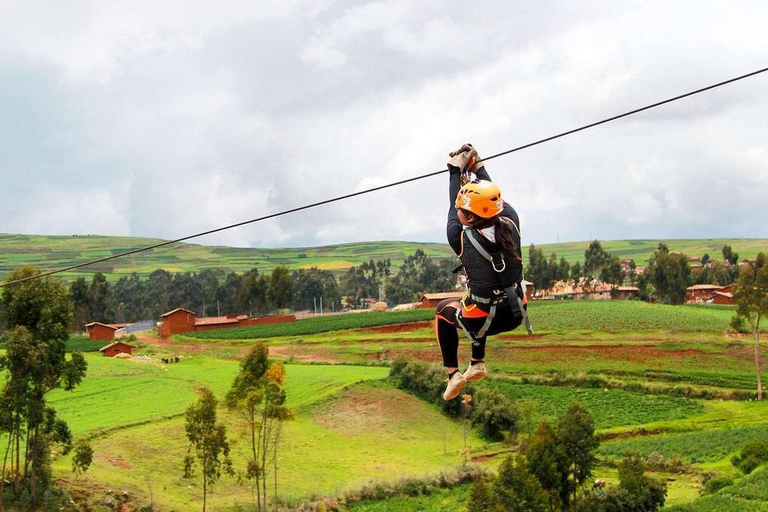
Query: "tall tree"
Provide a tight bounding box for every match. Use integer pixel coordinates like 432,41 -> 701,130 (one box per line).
226,343 -> 291,511
584,240 -> 610,276
0,267 -> 87,508
292,267 -> 341,312
70,277 -> 91,331
646,244 -> 691,304
525,421 -> 570,511
733,253 -> 768,400
88,273 -> 114,323
267,266 -> 293,311
184,388 -> 233,512
557,402 -> 599,505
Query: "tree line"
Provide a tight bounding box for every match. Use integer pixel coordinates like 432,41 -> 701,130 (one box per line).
47,249 -> 458,331
527,241 -> 743,305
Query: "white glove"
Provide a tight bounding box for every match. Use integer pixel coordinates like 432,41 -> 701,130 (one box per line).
448,144 -> 478,171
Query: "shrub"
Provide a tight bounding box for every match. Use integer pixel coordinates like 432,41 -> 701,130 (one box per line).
703,475 -> 734,495
731,440 -> 768,474
472,389 -> 519,441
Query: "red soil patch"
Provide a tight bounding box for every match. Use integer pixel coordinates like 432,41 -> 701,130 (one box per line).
497,333 -> 548,341
268,346 -> 342,364
493,344 -> 708,364
363,321 -> 431,334
99,455 -> 132,469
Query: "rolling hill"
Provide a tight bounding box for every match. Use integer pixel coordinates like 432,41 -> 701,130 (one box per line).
1,233 -> 766,282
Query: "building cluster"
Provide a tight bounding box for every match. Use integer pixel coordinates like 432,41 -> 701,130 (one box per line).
685,284 -> 736,304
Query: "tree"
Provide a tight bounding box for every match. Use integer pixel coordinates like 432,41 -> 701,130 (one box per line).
701,253 -> 710,266
267,266 -> 293,311
88,273 -> 115,323
292,268 -> 341,312
557,402 -> 599,505
571,261 -> 583,285
584,240 -> 610,276
526,421 -> 570,511
70,277 -> 91,331
733,253 -> 768,400
384,251 -> 456,306
226,343 -> 292,511
471,389 -> 519,441
601,256 -> 623,286
239,268 -> 268,316
0,266 -> 87,509
527,244 -> 553,293
646,244 -> 691,304
184,388 -> 233,512
494,455 -> 549,512
723,245 -> 739,266
71,440 -> 93,480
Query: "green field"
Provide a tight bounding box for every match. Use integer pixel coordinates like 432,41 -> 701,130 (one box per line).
2,233 -> 766,282
2,298 -> 768,510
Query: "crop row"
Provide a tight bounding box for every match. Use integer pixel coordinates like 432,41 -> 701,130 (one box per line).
598,424 -> 768,463
185,300 -> 737,340
478,381 -> 703,430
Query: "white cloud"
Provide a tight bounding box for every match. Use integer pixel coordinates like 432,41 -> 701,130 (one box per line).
1,0 -> 768,251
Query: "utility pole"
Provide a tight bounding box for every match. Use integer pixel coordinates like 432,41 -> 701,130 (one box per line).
320,296 -> 323,315
313,296 -> 317,315
217,300 -> 220,316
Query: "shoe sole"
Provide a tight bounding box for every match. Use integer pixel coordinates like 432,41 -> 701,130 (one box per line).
443,379 -> 467,401
464,372 -> 487,382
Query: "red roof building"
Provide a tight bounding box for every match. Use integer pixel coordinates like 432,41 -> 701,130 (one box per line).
159,308 -> 197,337
686,284 -> 724,302
710,291 -> 736,305
85,322 -> 119,341
99,341 -> 136,357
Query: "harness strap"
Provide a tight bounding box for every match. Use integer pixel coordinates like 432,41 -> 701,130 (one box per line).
465,228 -> 506,271
465,228 -> 534,335
456,304 -> 497,344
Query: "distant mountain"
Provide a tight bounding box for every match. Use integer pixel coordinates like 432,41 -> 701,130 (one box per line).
1,233 -> 766,282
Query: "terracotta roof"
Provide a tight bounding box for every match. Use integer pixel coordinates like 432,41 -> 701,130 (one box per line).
99,341 -> 136,351
85,322 -> 118,330
161,308 -> 197,318
421,292 -> 465,300
712,291 -> 734,298
687,284 -> 724,291
194,317 -> 240,326
617,287 -> 639,291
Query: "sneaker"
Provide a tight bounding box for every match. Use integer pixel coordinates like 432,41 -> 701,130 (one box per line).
443,372 -> 467,401
463,362 -> 487,382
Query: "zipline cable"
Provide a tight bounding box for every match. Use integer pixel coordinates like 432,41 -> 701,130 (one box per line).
3,65 -> 768,288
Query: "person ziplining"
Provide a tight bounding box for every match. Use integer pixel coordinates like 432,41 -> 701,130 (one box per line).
436,143 -> 532,401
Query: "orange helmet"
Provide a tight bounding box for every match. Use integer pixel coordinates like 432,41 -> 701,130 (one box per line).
455,180 -> 504,218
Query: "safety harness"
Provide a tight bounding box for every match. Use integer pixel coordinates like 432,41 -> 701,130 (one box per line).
462,228 -> 534,335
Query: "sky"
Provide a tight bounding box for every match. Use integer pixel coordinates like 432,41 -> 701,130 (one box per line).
1,1 -> 767,249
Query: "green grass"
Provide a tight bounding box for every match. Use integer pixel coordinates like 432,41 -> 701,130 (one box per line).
47,354 -> 388,436
347,484 -> 470,511
184,300 -> 737,342
184,309 -> 435,339
2,233 -> 766,282
663,466 -> 768,511
53,380 -> 485,510
480,381 -> 704,430
598,424 -> 768,463
526,301 -> 736,332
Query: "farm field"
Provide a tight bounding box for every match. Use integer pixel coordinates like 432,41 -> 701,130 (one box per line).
2,233 -> 766,282
2,299 -> 767,510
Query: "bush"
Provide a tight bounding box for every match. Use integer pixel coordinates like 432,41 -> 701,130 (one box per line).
703,475 -> 734,495
731,440 -> 768,474
472,389 -> 519,441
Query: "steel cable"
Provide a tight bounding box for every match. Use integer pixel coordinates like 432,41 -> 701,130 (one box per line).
3,65 -> 767,287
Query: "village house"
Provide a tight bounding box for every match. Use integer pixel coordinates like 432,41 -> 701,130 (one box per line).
99,341 -> 135,357
158,308 -> 297,337
686,284 -> 724,302
85,321 -> 130,341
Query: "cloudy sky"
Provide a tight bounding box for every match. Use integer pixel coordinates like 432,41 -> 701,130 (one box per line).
1,1 -> 767,249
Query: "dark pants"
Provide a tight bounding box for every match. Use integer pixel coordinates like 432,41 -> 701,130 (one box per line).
435,298 -> 523,368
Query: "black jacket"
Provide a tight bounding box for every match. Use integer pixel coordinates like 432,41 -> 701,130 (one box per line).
446,165 -> 523,295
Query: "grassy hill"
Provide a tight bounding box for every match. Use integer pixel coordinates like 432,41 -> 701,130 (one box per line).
1,233 -> 767,282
